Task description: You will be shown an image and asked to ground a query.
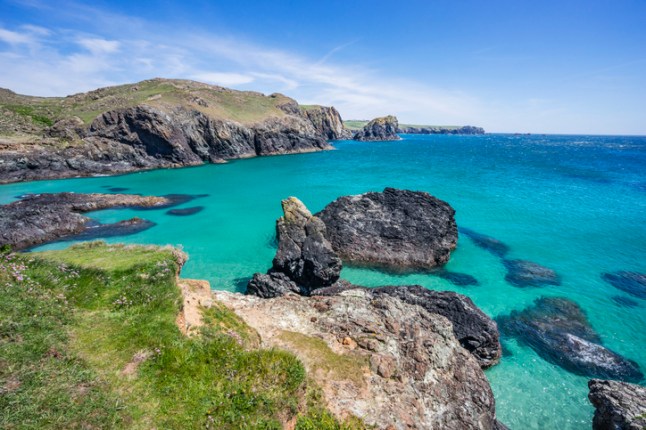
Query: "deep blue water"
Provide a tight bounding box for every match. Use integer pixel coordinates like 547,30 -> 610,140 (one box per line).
1,133 -> 645,429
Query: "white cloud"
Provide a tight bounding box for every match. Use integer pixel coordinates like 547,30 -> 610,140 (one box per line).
0,28 -> 34,45
77,38 -> 120,54
190,72 -> 255,87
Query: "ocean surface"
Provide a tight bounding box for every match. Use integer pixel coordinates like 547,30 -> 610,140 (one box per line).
1,133 -> 645,429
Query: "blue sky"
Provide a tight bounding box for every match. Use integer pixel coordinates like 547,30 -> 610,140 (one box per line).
1,0 -> 645,134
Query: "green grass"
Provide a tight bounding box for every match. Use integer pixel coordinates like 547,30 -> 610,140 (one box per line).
0,242 -> 363,429
3,105 -> 55,126
342,120 -> 369,130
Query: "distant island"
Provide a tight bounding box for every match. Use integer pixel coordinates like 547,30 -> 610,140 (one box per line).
345,120 -> 485,135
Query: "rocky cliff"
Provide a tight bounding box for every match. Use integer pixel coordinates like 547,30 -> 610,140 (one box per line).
398,125 -> 485,135
353,115 -> 401,141
0,79 -> 346,183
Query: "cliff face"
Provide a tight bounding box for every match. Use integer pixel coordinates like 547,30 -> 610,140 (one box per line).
0,79 -> 344,184
353,115 -> 401,141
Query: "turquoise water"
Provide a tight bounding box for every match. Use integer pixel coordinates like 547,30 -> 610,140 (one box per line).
1,134 -> 645,429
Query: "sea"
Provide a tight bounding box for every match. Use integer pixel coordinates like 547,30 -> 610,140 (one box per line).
1,133 -> 645,429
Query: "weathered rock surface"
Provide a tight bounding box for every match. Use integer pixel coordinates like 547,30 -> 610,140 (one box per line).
214,287 -> 506,429
503,259 -> 561,287
588,379 -> 646,430
373,285 -> 501,368
498,297 -> 644,382
398,125 -> 485,135
0,192 -> 168,250
353,115 -> 401,141
0,79 -> 344,184
602,271 -> 646,299
317,187 -> 458,270
246,197 -> 342,296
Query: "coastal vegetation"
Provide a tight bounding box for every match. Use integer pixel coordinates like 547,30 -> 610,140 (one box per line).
0,242 -> 366,429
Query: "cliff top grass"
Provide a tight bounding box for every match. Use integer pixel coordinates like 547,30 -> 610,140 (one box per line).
343,120 -> 461,130
0,78 -> 299,137
0,241 -> 366,429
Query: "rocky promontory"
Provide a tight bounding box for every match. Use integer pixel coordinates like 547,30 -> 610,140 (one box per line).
0,79 -> 348,184
398,125 -> 485,135
353,115 -> 401,141
0,192 -> 169,249
588,379 -> 646,430
317,187 -> 458,270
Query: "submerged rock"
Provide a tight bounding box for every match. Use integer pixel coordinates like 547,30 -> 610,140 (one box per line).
63,218 -> 155,241
612,295 -> 640,308
215,287 -> 505,429
317,188 -> 458,270
459,227 -> 510,257
435,270 -> 479,286
498,297 -> 643,382
503,259 -> 561,287
166,206 -> 204,216
602,271 -> 646,299
588,379 -> 646,430
0,192 -> 167,250
373,285 -> 501,368
353,115 -> 401,141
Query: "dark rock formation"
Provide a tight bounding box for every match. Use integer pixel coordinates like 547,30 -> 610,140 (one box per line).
436,270 -> 479,286
459,227 -> 510,257
216,287 -> 505,429
272,197 -> 342,292
106,187 -> 129,192
503,259 -> 561,287
398,125 -> 485,135
247,197 -> 342,296
353,115 -> 401,141
498,297 -> 643,382
246,271 -> 300,298
611,296 -> 640,308
0,80 -> 345,184
588,379 -> 646,430
317,187 -> 458,270
373,285 -> 501,368
166,206 -> 204,216
61,218 -> 156,242
602,272 -> 646,299
0,192 -> 167,250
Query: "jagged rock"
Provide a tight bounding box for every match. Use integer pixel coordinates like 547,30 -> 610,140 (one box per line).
354,115 -> 401,141
503,259 -> 561,287
271,197 -> 342,292
459,227 -> 510,257
0,192 -> 168,250
373,285 -> 501,368
47,116 -> 85,140
588,379 -> 646,430
317,187 -> 458,270
300,105 -> 346,140
498,297 -> 644,382
214,287 -> 504,429
246,271 -> 300,298
602,271 -> 646,299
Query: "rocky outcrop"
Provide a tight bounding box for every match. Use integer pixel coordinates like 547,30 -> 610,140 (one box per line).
214,288 -> 506,429
602,271 -> 646,299
0,80 -> 345,184
0,192 -> 168,250
353,115 -> 401,141
398,125 -> 485,135
246,197 -> 342,296
498,297 -> 644,382
588,379 -> 646,430
317,187 -> 458,270
373,285 -> 501,368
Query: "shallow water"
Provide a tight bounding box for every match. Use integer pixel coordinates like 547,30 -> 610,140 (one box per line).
2,134 -> 645,429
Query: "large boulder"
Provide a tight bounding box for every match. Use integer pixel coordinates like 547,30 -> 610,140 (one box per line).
588,379 -> 646,430
373,285 -> 501,368
215,288 -> 507,429
317,187 -> 458,270
498,297 -> 643,382
247,197 -> 342,296
353,115 -> 401,141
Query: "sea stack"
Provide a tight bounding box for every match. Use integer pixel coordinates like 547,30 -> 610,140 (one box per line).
353,115 -> 401,141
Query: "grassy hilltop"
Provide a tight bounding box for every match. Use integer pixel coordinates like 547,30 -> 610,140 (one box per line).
0,242 -> 366,429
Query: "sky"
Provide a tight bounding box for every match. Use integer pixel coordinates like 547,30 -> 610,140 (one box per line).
0,0 -> 645,134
